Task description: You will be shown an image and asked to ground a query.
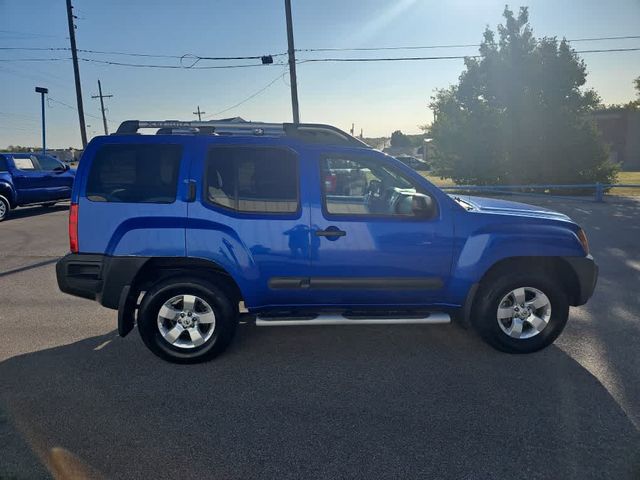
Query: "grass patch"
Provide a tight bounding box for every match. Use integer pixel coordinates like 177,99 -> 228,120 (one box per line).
612,171 -> 640,196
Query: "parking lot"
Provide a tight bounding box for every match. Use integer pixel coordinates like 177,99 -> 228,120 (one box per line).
1,197 -> 639,479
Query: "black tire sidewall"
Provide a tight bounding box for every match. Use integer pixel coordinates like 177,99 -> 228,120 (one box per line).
473,273 -> 569,353
138,278 -> 237,363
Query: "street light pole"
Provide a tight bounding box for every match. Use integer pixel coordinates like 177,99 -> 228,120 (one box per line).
35,87 -> 48,155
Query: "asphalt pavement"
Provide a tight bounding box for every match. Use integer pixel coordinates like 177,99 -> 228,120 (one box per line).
0,198 -> 639,479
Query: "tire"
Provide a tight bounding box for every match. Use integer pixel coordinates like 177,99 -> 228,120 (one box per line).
137,276 -> 238,364
472,271 -> 569,354
0,196 -> 9,222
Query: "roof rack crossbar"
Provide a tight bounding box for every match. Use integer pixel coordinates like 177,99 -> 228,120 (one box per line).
116,120 -> 284,136
114,120 -> 370,148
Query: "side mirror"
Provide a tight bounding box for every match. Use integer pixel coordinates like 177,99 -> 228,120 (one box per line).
411,193 -> 436,218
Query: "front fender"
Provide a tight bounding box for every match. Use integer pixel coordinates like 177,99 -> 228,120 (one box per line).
448,222 -> 585,304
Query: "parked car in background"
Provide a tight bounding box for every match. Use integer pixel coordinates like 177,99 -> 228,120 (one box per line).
0,153 -> 76,221
395,155 -> 430,171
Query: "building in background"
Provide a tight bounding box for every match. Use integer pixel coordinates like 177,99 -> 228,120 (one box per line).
592,108 -> 640,171
47,148 -> 82,163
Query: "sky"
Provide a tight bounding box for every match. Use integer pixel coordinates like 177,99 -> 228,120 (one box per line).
0,0 -> 639,149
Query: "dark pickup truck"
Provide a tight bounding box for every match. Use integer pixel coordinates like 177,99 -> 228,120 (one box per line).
0,152 -> 75,221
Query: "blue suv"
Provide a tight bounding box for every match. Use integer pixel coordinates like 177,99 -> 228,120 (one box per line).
56,120 -> 597,363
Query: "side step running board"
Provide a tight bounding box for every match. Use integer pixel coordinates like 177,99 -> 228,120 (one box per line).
255,313 -> 450,327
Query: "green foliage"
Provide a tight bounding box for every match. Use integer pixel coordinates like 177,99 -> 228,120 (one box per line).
1,145 -> 35,153
390,130 -> 411,148
429,6 -> 618,186
627,75 -> 640,109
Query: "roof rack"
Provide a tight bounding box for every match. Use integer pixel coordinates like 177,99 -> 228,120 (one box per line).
114,120 -> 369,148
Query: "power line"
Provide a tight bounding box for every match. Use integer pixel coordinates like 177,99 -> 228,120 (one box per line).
297,47 -> 640,64
296,34 -> 640,52
2,34 -> 638,55
47,97 -> 107,122
0,56 -> 286,69
2,47 -> 637,68
202,71 -> 288,118
0,58 -> 71,62
0,47 -> 70,51
573,47 -> 640,54
80,57 -> 285,69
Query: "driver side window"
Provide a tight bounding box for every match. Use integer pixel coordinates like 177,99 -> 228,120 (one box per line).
320,155 -> 429,217
37,155 -> 63,171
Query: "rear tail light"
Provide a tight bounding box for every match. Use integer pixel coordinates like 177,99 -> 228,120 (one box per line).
69,203 -> 79,253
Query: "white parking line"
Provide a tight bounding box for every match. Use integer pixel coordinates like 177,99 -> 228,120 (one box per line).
93,340 -> 112,351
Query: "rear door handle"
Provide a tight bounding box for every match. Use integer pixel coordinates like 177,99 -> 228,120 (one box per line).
315,226 -> 346,239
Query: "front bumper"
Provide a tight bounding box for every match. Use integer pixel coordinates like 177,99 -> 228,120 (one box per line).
563,254 -> 598,306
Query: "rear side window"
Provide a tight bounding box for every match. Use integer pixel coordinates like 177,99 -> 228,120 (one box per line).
205,146 -> 298,214
13,155 -> 38,170
86,144 -> 182,203
0,156 -> 7,172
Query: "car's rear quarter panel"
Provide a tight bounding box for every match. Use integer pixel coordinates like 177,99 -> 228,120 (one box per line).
75,136 -> 192,256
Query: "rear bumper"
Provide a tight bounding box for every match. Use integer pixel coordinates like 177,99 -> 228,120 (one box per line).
56,253 -> 148,309
563,254 -> 598,306
56,253 -> 104,301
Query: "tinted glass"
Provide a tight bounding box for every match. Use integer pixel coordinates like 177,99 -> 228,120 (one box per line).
12,155 -> 38,170
86,144 -> 182,203
0,156 -> 7,172
38,155 -> 62,171
321,156 -> 422,216
206,147 -> 298,214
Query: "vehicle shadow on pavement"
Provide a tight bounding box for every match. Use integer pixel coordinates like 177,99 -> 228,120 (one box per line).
1,324 -> 638,480
547,197 -> 640,429
5,204 -> 69,221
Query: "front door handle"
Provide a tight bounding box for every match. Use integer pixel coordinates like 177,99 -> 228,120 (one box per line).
315,226 -> 346,239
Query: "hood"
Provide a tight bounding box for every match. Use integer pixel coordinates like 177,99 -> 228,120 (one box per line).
452,195 -> 572,222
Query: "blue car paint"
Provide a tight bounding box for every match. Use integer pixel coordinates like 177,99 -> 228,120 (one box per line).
72,134 -> 588,311
0,153 -> 75,208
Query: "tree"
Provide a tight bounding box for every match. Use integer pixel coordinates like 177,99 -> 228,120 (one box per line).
429,6 -> 617,186
390,130 -> 411,147
627,76 -> 640,109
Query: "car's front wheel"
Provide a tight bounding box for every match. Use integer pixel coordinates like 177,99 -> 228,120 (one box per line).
473,272 -> 569,353
137,277 -> 238,363
0,196 -> 9,222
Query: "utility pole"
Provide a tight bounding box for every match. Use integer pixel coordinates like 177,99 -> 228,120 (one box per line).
66,0 -> 87,147
35,87 -> 48,155
193,105 -> 205,121
91,80 -> 113,135
284,0 -> 300,124
350,123 -> 354,135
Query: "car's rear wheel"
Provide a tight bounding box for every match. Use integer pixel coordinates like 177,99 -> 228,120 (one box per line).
0,196 -> 9,221
472,272 -> 569,353
137,277 -> 238,363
